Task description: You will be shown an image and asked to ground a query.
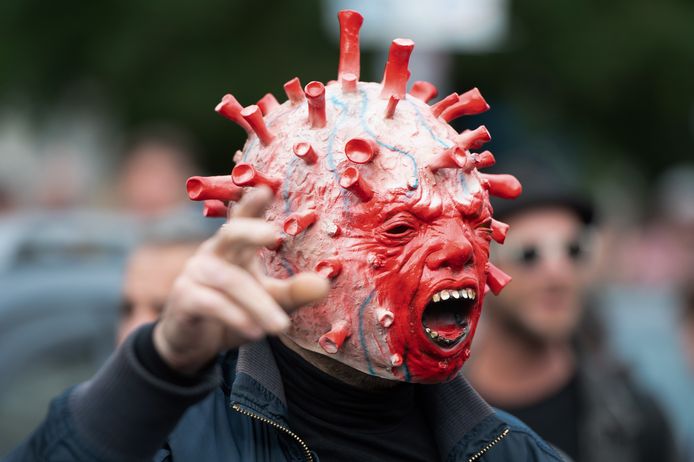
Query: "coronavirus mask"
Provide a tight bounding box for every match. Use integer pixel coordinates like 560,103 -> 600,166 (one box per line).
186,10 -> 521,383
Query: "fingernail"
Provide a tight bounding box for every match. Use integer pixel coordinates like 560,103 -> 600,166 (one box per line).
274,315 -> 291,332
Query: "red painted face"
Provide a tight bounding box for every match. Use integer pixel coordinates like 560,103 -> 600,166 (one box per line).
186,9 -> 520,383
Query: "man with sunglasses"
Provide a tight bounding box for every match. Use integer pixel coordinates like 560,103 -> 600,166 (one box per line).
465,161 -> 679,462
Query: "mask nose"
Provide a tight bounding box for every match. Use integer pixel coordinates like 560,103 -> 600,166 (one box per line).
425,239 -> 473,271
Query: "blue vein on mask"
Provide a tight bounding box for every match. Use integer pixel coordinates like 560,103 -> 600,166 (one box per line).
327,95 -> 349,180
358,289 -> 377,376
406,99 -> 453,149
241,138 -> 257,162
358,89 -> 419,190
282,157 -> 298,214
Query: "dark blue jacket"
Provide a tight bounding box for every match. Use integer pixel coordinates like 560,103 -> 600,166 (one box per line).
5,333 -> 564,462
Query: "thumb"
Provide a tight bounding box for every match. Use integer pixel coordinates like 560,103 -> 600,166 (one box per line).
261,272 -> 330,311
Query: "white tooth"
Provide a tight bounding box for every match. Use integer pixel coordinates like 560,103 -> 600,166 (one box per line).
432,293 -> 441,303
461,290 -> 468,299
441,290 -> 450,301
471,289 -> 477,299
430,330 -> 439,339
451,290 -> 460,299
425,327 -> 432,333
465,289 -> 472,299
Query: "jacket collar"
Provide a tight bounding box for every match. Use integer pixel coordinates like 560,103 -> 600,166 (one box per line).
227,339 -> 500,460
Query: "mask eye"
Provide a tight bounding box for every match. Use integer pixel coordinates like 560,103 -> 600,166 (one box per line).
385,224 -> 415,236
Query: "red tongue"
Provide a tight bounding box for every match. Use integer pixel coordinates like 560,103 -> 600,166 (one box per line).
424,312 -> 459,337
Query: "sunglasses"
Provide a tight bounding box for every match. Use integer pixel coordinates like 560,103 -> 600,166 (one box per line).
499,234 -> 592,268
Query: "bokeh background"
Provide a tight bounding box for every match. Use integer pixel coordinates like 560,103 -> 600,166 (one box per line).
1,0 -> 692,456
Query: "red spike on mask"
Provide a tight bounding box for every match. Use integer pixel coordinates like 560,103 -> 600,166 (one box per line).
186,175 -> 244,202
341,72 -> 358,93
375,308 -> 395,328
339,166 -> 374,201
305,81 -> 327,128
231,163 -> 281,192
284,77 -> 305,104
480,173 -> 522,199
257,93 -> 280,115
486,263 -> 512,295
440,88 -> 490,122
455,125 -> 491,150
384,95 -> 400,119
409,81 -> 438,103
337,10 -> 363,83
380,38 -> 415,100
315,259 -> 343,279
293,141 -> 319,165
345,138 -> 379,164
319,320 -> 351,354
490,219 -> 509,244
202,200 -> 227,218
430,93 -> 459,118
427,146 -> 468,173
215,94 -> 252,134
283,210 -> 318,236
240,105 -> 275,146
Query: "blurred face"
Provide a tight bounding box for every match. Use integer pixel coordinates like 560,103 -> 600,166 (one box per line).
117,243 -> 199,345
120,144 -> 191,216
488,207 -> 592,343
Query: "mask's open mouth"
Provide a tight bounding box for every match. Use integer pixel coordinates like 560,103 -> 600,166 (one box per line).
421,287 -> 477,348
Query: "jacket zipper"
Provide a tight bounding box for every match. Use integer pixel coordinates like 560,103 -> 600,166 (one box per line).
231,403 -> 314,462
467,427 -> 510,462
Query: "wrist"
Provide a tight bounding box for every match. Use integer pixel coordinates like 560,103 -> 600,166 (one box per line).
152,321 -> 210,376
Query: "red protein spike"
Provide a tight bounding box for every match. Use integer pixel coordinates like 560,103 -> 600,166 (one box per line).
384,95 -> 400,119
337,10 -> 364,83
380,38 -> 415,100
487,263 -> 512,295
283,210 -> 318,236
480,173 -> 522,199
340,166 -> 373,201
202,200 -> 227,218
257,93 -> 280,115
490,219 -> 509,244
305,81 -> 327,128
345,137 -> 379,164
319,320 -> 351,354
341,72 -> 358,93
215,94 -> 252,134
409,81 -> 438,103
186,175 -> 244,202
284,77 -> 305,104
375,308 -> 394,327
293,141 -> 318,165
240,105 -> 275,146
455,125 -> 491,150
231,163 -> 282,192
315,259 -> 343,279
427,146 -> 467,173
440,88 -> 490,122
471,150 -> 496,170
430,92 -> 459,118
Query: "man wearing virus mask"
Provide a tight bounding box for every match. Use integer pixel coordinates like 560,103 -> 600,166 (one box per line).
5,10 -> 565,462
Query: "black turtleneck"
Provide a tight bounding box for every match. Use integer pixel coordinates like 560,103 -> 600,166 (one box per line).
268,337 -> 439,462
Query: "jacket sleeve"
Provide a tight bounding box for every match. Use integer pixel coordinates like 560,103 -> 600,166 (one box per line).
2,325 -> 220,462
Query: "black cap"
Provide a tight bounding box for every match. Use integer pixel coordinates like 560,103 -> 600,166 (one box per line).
489,157 -> 595,225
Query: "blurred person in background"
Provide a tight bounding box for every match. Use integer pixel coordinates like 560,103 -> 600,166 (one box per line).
117,125 -> 198,218
117,216 -> 212,345
464,160 -> 679,462
596,164 -> 694,460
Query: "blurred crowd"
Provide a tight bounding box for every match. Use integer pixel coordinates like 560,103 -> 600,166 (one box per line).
1,0 -> 693,460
